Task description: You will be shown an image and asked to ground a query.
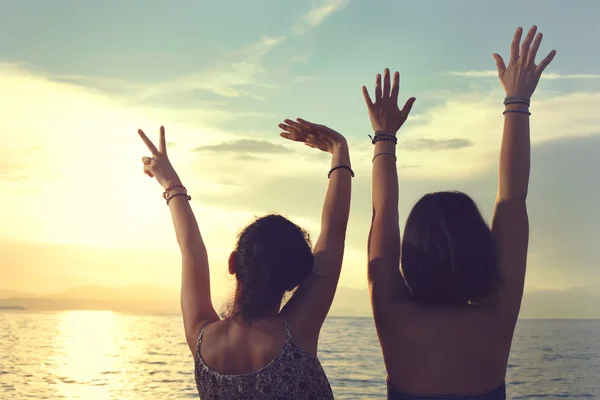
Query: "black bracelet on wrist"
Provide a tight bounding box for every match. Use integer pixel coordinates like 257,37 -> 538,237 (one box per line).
368,133 -> 398,145
328,165 -> 355,179
503,109 -> 531,116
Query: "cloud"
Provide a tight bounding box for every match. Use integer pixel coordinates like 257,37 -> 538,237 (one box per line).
4,62 -> 600,296
294,0 -> 348,35
445,70 -> 600,80
295,75 -> 320,82
402,138 -> 474,151
193,139 -> 291,154
235,154 -> 264,162
292,53 -> 310,63
136,36 -> 287,100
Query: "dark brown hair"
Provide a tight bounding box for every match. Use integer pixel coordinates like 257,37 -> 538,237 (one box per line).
227,214 -> 314,322
401,191 -> 499,306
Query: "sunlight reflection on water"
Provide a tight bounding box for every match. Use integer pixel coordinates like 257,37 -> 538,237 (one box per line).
1,312 -> 599,399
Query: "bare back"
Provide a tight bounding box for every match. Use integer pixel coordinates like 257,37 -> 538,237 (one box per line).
198,318 -> 289,375
376,302 -> 513,395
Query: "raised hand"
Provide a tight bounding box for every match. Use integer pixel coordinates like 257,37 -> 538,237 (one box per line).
362,68 -> 416,135
493,25 -> 556,98
279,118 -> 347,154
137,126 -> 181,189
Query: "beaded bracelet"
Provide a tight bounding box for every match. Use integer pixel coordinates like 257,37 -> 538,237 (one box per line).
503,109 -> 531,116
369,134 -> 398,145
328,165 -> 355,179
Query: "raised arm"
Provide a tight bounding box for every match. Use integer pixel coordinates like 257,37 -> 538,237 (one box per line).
137,126 -> 219,355
363,69 -> 415,315
489,26 -> 556,320
278,119 -> 352,353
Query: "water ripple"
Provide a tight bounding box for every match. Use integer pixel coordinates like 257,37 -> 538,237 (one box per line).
1,312 -> 599,399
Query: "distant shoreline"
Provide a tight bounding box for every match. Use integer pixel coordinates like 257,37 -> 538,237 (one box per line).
0,308 -> 598,321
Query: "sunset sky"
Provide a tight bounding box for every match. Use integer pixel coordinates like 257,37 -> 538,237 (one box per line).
1,0 -> 599,303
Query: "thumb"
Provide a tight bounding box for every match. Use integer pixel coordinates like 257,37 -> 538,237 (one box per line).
401,97 -> 416,117
493,53 -> 507,76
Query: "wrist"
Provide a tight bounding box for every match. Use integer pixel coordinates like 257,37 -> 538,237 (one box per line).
160,177 -> 182,191
504,103 -> 529,111
331,140 -> 349,154
374,140 -> 396,153
373,130 -> 397,136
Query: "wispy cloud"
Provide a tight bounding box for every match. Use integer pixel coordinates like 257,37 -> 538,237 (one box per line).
445,70 -> 600,80
402,138 -> 474,151
137,0 -> 350,102
294,0 -> 348,35
292,53 -> 311,63
137,35 -> 287,100
295,75 -> 320,82
193,139 -> 291,154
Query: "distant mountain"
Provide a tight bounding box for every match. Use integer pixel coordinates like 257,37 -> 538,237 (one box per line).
0,285 -> 370,316
519,286 -> 600,319
0,290 -> 40,299
53,284 -> 180,302
1,284 -> 598,318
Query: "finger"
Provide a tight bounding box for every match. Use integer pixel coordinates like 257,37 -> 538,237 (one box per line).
375,73 -> 382,100
535,49 -> 557,75
283,119 -> 310,133
304,142 -> 317,148
493,54 -> 507,76
390,71 -> 400,102
279,122 -> 301,134
280,132 -> 309,143
296,118 -> 324,131
520,25 -> 537,63
400,97 -> 417,118
143,166 -> 154,178
509,26 -> 523,65
362,86 -> 374,108
142,156 -> 153,165
526,32 -> 543,67
138,129 -> 159,155
159,126 -> 167,155
383,68 -> 391,99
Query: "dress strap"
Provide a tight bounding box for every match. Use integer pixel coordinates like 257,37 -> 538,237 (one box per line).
198,325 -> 207,345
283,318 -> 292,340
195,324 -> 209,360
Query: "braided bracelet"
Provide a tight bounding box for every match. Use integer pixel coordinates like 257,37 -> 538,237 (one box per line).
368,134 -> 398,145
504,96 -> 531,107
328,165 -> 355,178
503,109 -> 531,116
166,192 -> 192,205
163,184 -> 187,200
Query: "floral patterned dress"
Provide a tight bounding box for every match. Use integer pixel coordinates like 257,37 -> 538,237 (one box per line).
194,320 -> 334,399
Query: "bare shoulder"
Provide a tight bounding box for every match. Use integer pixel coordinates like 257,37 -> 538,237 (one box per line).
187,318 -> 222,357
280,304 -> 319,357
376,301 -> 513,351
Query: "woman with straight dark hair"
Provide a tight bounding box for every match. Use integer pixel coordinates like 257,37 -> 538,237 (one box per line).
364,26 -> 556,399
136,118 -> 352,399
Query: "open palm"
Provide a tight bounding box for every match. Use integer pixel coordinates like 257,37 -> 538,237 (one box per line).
279,118 -> 347,154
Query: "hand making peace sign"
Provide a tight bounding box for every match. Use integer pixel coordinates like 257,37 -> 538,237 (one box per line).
137,126 -> 181,190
